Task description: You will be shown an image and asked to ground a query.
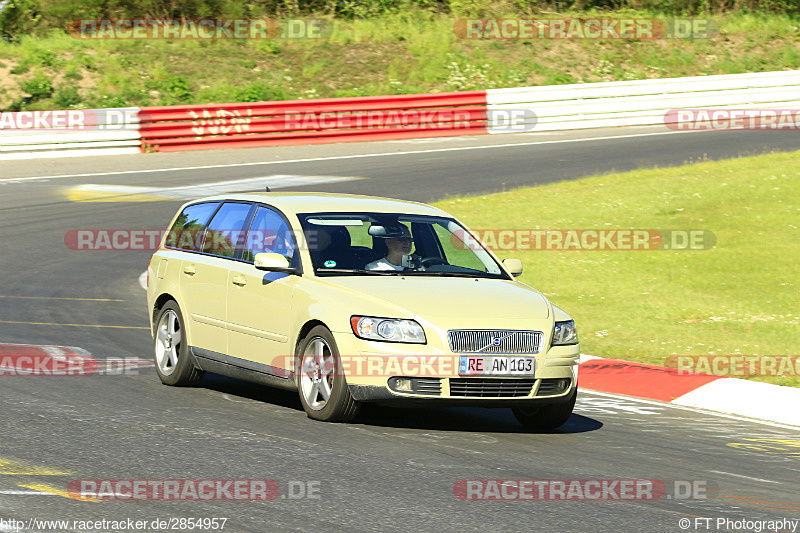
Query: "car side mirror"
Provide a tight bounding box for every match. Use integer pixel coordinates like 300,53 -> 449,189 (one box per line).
503,258 -> 523,277
254,252 -> 296,273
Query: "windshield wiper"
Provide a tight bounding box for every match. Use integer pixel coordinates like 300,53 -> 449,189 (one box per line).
316,268 -> 504,279
400,270 -> 497,278
315,268 -> 402,275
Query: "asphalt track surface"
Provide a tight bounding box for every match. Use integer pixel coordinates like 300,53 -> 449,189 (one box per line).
1,127 -> 800,533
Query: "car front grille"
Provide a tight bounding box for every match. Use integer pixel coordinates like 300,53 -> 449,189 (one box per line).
449,378 -> 535,397
448,330 -> 542,354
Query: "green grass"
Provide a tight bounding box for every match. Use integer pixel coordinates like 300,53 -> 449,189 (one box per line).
433,151 -> 800,388
1,9 -> 799,110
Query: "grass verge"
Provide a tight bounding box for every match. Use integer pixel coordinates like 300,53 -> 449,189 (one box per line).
1,10 -> 799,110
434,149 -> 800,387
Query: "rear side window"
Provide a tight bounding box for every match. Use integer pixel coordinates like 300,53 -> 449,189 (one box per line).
201,202 -> 254,258
165,202 -> 220,251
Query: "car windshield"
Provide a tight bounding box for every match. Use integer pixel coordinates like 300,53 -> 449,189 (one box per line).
298,212 -> 508,279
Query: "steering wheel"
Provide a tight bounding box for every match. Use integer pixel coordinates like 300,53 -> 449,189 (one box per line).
420,257 -> 446,268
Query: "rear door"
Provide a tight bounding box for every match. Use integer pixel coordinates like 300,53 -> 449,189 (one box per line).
179,201 -> 254,358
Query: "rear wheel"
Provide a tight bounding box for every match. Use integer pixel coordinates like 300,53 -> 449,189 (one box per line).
296,326 -> 360,422
153,301 -> 204,386
512,387 -> 577,430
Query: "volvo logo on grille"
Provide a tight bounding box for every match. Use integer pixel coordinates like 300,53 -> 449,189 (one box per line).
474,332 -> 517,352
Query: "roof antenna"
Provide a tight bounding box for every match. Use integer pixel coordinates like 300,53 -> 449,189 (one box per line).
265,186 -> 270,192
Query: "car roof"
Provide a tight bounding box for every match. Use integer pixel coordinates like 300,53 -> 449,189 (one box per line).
190,192 -> 450,217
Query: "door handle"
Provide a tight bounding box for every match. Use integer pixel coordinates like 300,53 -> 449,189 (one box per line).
231,275 -> 247,286
183,266 -> 196,275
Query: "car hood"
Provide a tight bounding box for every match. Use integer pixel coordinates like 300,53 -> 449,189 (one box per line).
316,275 -> 550,320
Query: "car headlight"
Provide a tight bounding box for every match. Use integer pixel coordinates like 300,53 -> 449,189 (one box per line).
350,316 -> 426,344
552,320 -> 578,346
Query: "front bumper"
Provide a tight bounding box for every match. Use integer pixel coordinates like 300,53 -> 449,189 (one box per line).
348,379 -> 576,407
332,329 -> 579,404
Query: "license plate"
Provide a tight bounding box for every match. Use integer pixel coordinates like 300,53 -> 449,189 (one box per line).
458,356 -> 535,376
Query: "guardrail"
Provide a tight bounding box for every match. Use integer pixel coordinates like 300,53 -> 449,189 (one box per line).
1,70 -> 798,159
0,108 -> 141,160
486,70 -> 800,132
137,91 -> 487,152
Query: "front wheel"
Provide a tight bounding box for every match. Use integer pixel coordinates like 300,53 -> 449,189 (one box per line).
512,387 -> 577,430
153,301 -> 204,386
295,326 -> 360,422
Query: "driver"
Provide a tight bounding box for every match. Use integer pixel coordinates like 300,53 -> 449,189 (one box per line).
365,224 -> 415,271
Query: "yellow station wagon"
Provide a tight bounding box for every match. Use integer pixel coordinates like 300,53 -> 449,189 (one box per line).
146,192 -> 580,429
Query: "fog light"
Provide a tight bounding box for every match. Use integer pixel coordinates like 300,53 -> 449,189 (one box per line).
394,378 -> 412,391
558,379 -> 569,391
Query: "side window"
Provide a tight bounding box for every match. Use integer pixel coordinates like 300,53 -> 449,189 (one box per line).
165,202 -> 220,251
242,206 -> 296,263
201,203 -> 253,258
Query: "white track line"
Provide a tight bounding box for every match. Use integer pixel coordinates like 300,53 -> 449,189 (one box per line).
579,389 -> 800,430
1,130 -> 705,183
0,490 -> 56,496
708,470 -> 781,484
68,174 -> 360,200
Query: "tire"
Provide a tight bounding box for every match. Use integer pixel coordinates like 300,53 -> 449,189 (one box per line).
512,387 -> 577,430
153,301 -> 204,386
295,325 -> 360,422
